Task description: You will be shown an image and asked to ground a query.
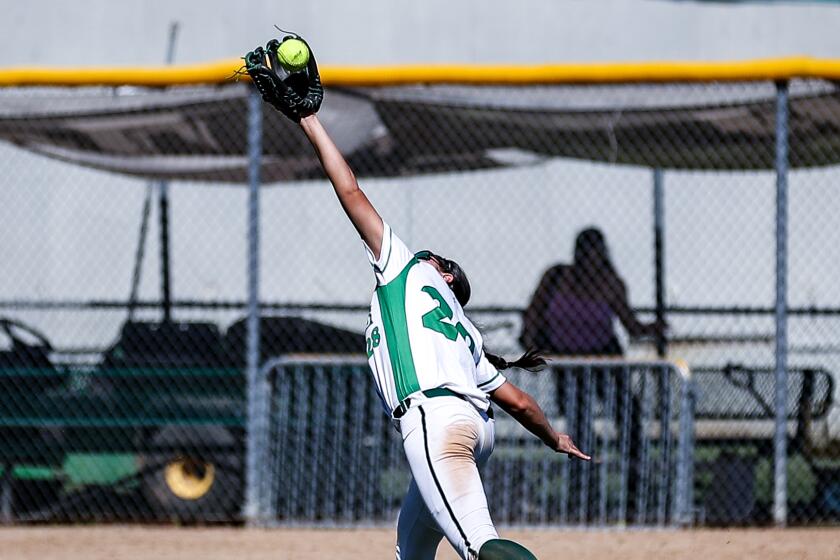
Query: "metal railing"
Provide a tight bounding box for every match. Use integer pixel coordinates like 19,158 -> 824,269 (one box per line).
254,356 -> 695,528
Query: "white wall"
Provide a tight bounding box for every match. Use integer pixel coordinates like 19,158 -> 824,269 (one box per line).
1,1 -> 840,67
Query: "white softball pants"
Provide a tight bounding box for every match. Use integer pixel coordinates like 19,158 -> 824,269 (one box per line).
395,395 -> 498,560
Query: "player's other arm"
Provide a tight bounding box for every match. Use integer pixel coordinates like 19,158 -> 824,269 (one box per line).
489,381 -> 590,461
298,114 -> 385,259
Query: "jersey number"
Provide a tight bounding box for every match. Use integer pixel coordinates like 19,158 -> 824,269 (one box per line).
420,286 -> 476,354
366,326 -> 380,358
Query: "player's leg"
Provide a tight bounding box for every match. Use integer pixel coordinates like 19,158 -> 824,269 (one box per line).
477,539 -> 538,560
399,398 -> 498,559
396,478 -> 445,560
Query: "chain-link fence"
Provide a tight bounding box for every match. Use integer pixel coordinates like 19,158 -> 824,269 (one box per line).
255,357 -> 694,528
0,74 -> 839,526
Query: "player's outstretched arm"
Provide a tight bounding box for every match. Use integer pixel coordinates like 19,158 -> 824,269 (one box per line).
298,114 -> 385,259
490,381 -> 590,461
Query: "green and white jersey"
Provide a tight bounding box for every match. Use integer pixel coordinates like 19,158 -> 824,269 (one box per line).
364,222 -> 506,415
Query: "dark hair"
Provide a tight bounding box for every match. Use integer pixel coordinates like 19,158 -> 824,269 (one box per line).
574,227 -> 612,270
416,250 -> 472,307
484,349 -> 546,372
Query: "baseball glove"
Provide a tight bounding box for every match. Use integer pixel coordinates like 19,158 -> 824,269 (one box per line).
243,34 -> 323,122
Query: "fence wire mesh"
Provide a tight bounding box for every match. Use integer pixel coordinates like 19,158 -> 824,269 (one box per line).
260,358 -> 694,528
0,78 -> 838,526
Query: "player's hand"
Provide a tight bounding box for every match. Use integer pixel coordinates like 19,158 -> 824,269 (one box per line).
555,433 -> 590,461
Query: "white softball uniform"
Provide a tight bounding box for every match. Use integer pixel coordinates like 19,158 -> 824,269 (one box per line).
362,222 -> 506,560
396,396 -> 497,560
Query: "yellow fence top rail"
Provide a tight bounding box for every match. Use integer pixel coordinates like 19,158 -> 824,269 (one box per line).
2,56 -> 840,87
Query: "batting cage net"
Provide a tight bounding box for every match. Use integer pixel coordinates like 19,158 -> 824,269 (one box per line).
0,67 -> 839,527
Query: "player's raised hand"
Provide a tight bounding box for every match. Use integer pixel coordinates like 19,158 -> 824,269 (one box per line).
555,433 -> 591,461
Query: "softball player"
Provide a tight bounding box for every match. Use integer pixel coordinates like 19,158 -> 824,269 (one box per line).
297,113 -> 590,560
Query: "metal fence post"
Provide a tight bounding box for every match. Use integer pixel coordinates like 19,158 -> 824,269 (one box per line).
657,365 -> 672,526
773,80 -> 790,527
653,168 -> 667,358
618,364 -> 631,523
636,370 -> 651,525
243,88 -> 263,525
674,365 -> 694,527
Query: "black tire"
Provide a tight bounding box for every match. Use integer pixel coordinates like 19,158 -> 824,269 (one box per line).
10,478 -> 62,518
140,451 -> 242,522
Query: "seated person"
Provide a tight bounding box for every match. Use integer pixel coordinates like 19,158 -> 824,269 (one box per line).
520,227 -> 663,356
519,227 -> 664,522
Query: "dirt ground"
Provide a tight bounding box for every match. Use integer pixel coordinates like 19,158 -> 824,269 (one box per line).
1,526 -> 839,560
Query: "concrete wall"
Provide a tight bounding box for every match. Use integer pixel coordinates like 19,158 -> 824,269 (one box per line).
1,1 -> 840,67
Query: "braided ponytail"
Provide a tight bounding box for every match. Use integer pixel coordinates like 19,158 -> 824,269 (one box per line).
485,349 -> 546,372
